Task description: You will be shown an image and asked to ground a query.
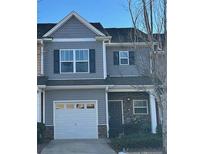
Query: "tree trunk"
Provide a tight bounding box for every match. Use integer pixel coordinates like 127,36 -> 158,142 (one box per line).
162,94 -> 167,154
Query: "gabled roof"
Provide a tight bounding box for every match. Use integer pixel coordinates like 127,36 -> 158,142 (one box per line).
37,23 -> 56,39
43,11 -> 105,37
37,23 -> 108,39
37,11 -> 152,43
105,28 -> 148,43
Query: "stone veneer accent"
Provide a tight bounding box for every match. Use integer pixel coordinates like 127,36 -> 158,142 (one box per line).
108,92 -> 151,124
45,126 -> 54,140
98,125 -> 107,138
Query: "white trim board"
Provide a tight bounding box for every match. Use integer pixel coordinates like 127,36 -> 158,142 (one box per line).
45,85 -> 155,90
105,88 -> 109,137
43,11 -> 105,37
52,38 -> 96,42
43,90 -> 45,124
105,42 -> 158,47
102,41 -> 107,79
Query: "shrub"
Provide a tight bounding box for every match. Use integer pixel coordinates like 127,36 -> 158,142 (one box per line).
156,124 -> 162,136
110,133 -> 162,152
123,119 -> 151,135
37,122 -> 46,144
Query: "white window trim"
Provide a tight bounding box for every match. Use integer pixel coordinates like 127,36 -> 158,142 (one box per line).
59,49 -> 89,74
119,51 -> 129,65
60,49 -> 74,73
133,99 -> 149,115
75,49 -> 90,73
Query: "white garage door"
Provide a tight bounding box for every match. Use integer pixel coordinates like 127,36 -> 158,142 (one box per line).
54,101 -> 98,139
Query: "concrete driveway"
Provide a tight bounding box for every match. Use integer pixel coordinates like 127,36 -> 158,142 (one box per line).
41,139 -> 116,154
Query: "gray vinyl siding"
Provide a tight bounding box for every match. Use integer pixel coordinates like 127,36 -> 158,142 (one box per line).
44,41 -> 104,79
45,89 -> 106,125
50,16 -> 97,38
106,46 -> 151,77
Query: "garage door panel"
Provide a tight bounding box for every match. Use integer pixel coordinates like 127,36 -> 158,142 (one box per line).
54,101 -> 98,139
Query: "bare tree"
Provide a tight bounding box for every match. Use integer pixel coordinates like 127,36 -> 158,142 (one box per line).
126,0 -> 167,153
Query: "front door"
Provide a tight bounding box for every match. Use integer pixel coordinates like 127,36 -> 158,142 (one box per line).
108,100 -> 123,138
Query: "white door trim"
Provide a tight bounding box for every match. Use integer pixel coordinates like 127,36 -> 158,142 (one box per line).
53,100 -> 98,139
108,100 -> 124,124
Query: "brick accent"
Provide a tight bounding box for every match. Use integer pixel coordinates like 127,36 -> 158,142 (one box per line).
98,125 -> 107,138
45,126 -> 54,140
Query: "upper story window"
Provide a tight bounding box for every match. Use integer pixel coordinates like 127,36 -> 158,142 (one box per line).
60,50 -> 74,73
119,51 -> 129,65
76,50 -> 89,72
60,49 -> 89,73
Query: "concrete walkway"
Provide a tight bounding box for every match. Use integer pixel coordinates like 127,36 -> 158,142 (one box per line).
41,139 -> 116,154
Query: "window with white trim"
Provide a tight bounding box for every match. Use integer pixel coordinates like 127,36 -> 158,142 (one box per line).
60,50 -> 73,72
133,100 -> 148,115
119,51 -> 129,65
60,49 -> 89,73
75,49 -> 89,72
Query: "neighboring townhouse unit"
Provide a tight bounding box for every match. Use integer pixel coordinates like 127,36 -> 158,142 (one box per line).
37,11 -> 160,140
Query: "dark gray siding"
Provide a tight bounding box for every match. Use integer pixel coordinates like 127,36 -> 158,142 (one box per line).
45,89 -> 106,125
50,16 -> 97,38
108,92 -> 151,124
44,41 -> 104,79
106,46 -> 151,77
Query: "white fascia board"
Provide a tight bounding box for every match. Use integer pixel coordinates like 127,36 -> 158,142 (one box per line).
45,85 -> 154,91
46,85 -> 107,90
95,36 -> 112,41
37,85 -> 46,89
42,38 -> 53,41
107,85 -> 154,92
52,38 -> 96,42
43,11 -> 105,37
105,42 -> 158,47
37,39 -> 42,42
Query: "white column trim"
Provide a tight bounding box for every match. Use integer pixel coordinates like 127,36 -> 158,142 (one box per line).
103,41 -> 107,79
105,86 -> 109,137
149,90 -> 157,133
37,90 -> 41,123
43,90 -> 45,124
